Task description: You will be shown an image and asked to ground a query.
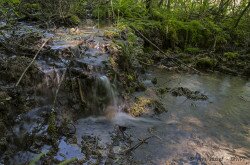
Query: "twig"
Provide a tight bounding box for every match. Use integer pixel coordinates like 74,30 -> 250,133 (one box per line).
15,38 -> 51,87
52,68 -> 67,111
77,78 -> 86,104
121,136 -> 153,154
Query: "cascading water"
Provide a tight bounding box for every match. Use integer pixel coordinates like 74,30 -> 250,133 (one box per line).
88,75 -> 119,116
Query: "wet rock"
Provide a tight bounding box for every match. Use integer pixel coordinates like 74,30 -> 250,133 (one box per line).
157,87 -> 171,95
81,135 -> 103,162
171,87 -> 208,101
0,91 -> 10,100
153,101 -> 166,114
0,56 -> 42,86
0,120 -> 7,152
0,91 -> 12,112
151,77 -> 157,85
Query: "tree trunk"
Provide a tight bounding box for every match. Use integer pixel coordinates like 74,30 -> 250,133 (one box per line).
158,0 -> 164,7
215,0 -> 231,21
234,1 -> 250,28
167,0 -> 171,10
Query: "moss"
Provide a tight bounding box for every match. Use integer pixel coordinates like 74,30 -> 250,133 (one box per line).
127,74 -> 135,82
224,52 -> 239,60
196,57 -> 216,70
185,47 -> 200,54
67,15 -> 81,25
129,97 -> 152,117
129,97 -> 166,116
48,112 -> 57,139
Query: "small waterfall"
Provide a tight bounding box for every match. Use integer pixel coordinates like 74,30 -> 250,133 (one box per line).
90,75 -> 118,116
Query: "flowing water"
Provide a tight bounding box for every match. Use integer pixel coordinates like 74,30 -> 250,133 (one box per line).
90,75 -> 118,114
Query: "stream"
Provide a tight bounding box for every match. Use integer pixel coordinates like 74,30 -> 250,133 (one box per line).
73,70 -> 250,164
0,23 -> 249,164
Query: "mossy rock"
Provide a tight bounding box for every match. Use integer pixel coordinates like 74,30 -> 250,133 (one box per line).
224,52 -> 239,60
196,57 -> 216,70
129,97 -> 152,117
129,97 -> 166,117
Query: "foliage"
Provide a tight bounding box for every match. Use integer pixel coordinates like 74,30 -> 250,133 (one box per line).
196,57 -> 217,69
1,0 -> 249,50
102,0 -> 250,51
185,47 -> 200,54
224,52 -> 239,60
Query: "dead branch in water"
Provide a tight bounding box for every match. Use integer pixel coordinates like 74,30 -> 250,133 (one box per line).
121,136 -> 154,154
15,38 -> 51,87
